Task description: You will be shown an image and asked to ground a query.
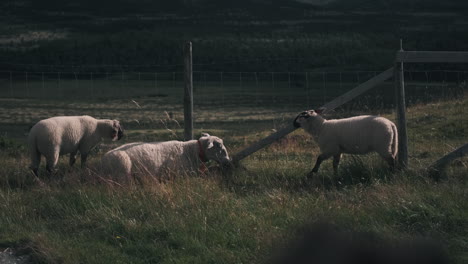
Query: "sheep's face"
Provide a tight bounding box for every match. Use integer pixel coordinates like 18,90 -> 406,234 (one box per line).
111,120 -> 124,141
293,109 -> 326,128
200,134 -> 231,165
293,110 -> 318,127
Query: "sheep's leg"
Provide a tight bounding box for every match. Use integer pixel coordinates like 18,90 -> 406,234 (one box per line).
386,157 -> 397,172
80,153 -> 88,168
69,151 -> 78,167
308,154 -> 331,177
29,149 -> 41,176
333,154 -> 341,174
378,151 -> 397,172
45,150 -> 59,175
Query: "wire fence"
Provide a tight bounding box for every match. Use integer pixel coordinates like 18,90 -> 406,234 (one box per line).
0,68 -> 466,169
0,69 -> 466,127
0,68 -> 466,134
0,69 -> 465,123
1,69 -> 466,106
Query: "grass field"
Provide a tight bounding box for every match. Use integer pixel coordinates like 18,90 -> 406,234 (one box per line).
0,90 -> 466,263
1,1 -> 468,262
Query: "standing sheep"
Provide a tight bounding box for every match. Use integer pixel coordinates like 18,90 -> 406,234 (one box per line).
101,133 -> 230,182
293,109 -> 398,176
28,115 -> 124,176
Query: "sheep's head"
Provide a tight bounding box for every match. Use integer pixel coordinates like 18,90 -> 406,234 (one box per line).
293,108 -> 324,128
199,133 -> 231,165
111,120 -> 124,141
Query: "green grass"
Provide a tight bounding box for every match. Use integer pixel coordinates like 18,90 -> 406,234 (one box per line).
0,96 -> 467,263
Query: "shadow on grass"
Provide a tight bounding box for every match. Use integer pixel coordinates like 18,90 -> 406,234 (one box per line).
334,156 -> 395,187
269,221 -> 450,264
0,238 -> 62,264
221,156 -> 397,195
0,169 -> 39,190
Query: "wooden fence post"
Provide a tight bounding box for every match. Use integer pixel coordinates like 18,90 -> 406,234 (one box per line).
9,71 -> 13,97
395,51 -> 409,169
394,49 -> 468,169
184,41 -> 194,141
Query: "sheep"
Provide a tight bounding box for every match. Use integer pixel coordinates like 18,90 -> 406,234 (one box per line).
28,115 -> 124,176
293,109 -> 398,176
100,133 -> 230,182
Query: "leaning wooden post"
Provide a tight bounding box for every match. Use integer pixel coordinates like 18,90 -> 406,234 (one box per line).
232,126 -> 297,162
428,143 -> 468,179
395,41 -> 409,169
184,41 -> 194,141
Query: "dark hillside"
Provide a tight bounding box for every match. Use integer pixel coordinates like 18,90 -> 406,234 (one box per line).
1,0 -> 467,72
329,0 -> 468,12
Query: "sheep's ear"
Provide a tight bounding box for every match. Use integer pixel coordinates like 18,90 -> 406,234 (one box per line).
201,133 -> 210,137
207,141 -> 214,149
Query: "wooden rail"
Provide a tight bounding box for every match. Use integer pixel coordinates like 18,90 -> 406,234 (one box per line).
429,143 -> 468,178
321,67 -> 394,112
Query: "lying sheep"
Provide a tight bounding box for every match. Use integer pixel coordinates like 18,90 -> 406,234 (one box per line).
28,115 -> 124,176
293,109 -> 398,176
101,133 -> 230,182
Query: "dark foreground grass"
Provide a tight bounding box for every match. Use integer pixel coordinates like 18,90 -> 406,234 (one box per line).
0,98 -> 467,263
0,169 -> 467,263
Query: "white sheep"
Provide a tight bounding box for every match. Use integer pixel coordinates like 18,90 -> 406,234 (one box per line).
293,109 -> 398,176
28,115 -> 124,176
100,133 -> 230,182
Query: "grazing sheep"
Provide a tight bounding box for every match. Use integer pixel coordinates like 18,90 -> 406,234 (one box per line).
28,115 -> 124,176
293,109 -> 398,176
101,133 -> 230,182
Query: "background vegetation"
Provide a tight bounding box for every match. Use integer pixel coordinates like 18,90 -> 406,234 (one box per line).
1,0 -> 468,72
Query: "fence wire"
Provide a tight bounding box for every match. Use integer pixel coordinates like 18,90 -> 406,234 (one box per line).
0,69 -> 466,134
0,68 -> 466,170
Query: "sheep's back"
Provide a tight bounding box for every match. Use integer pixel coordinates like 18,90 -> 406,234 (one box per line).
106,141 -> 190,174
321,115 -> 395,154
30,116 -> 97,154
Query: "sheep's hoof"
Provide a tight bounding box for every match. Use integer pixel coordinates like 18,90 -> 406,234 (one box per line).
306,171 -> 315,179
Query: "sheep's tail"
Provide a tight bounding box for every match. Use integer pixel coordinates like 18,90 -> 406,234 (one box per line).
391,123 -> 398,159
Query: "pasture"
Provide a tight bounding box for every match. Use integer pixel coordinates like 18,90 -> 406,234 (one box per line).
0,77 -> 467,263
1,1 -> 468,262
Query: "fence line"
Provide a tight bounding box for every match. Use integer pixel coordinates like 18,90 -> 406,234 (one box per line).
0,70 -> 466,108
4,69 -> 468,74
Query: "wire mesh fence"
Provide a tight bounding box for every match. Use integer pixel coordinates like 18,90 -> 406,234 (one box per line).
0,67 -> 466,171
0,69 -> 466,148
1,70 -> 465,101
1,69 -> 466,115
